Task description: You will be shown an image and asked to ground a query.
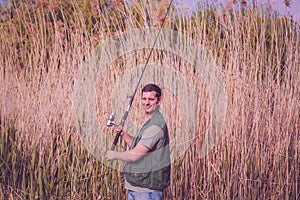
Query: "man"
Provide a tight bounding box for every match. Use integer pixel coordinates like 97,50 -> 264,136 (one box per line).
106,84 -> 171,200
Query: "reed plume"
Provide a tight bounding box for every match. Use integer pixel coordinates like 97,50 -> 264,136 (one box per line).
153,0 -> 170,27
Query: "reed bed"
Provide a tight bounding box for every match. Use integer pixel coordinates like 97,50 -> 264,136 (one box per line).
0,0 -> 299,199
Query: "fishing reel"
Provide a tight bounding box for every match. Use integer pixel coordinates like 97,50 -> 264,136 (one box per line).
107,111 -> 126,150
107,111 -> 118,127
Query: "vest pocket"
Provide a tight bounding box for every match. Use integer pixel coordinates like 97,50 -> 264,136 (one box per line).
125,170 -> 151,187
133,171 -> 150,185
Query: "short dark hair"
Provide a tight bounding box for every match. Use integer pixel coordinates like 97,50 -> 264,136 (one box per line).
142,84 -> 162,100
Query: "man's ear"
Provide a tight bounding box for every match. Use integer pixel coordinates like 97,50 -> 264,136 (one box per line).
157,96 -> 162,104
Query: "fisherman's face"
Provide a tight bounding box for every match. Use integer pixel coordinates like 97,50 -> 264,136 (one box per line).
141,91 -> 160,115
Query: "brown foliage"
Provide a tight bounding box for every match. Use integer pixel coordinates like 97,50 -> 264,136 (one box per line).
284,0 -> 291,7
112,0 -> 125,11
0,1 -> 299,199
153,0 -> 171,27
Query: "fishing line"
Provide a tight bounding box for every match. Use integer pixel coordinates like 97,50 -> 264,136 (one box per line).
108,0 -> 174,150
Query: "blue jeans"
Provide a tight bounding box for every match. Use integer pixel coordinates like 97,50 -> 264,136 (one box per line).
128,190 -> 163,200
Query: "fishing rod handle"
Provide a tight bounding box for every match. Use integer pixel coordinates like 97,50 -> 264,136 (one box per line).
110,110 -> 128,150
110,130 -> 122,150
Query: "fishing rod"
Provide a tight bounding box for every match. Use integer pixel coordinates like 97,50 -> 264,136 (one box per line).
107,0 -> 174,150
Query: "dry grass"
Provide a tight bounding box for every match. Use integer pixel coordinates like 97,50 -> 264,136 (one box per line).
0,0 -> 299,199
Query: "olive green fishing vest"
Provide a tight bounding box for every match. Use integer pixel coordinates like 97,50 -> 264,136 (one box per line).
124,112 -> 171,191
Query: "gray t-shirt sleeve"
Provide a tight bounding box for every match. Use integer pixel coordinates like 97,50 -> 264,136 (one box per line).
139,125 -> 164,149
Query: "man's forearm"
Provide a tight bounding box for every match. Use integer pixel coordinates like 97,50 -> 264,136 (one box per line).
107,150 -> 142,162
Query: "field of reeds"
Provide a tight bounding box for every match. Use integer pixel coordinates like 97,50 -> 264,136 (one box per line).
0,0 -> 299,199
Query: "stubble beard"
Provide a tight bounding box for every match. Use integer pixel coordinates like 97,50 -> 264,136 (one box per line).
144,104 -> 160,116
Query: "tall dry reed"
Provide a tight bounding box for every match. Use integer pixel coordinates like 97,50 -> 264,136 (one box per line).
0,0 -> 299,199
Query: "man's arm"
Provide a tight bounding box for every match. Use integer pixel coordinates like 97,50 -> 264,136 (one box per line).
105,143 -> 150,162
106,125 -> 163,162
